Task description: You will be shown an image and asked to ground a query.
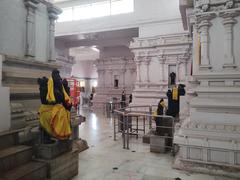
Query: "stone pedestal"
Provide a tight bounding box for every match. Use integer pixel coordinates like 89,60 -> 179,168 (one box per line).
0,55 -> 11,132
0,87 -> 11,132
150,134 -> 166,153
36,140 -> 73,160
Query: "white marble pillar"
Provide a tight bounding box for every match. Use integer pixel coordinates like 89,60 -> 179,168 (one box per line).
135,60 -> 142,82
121,69 -> 126,87
47,5 -> 61,62
24,0 -> 39,57
102,70 -> 106,88
163,63 -> 168,82
158,57 -> 165,82
144,58 -> 151,83
197,14 -> 216,70
176,62 -> 179,83
220,11 -> 239,69
109,70 -> 113,87
97,70 -> 102,87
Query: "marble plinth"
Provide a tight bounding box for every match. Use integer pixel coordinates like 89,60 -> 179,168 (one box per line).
36,149 -> 79,180
0,87 -> 11,132
36,140 -> 73,160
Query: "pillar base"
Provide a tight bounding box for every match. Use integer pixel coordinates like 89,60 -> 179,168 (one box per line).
223,63 -> 237,69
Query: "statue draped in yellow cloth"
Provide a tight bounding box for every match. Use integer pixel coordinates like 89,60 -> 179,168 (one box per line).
38,69 -> 72,140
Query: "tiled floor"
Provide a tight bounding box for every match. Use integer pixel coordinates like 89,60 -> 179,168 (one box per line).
72,108 -> 235,180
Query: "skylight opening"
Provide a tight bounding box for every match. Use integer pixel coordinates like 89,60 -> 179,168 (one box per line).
57,0 -> 134,22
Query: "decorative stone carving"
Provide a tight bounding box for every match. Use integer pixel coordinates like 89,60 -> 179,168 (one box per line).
195,0 -> 240,12
130,33 -> 192,106
47,5 -> 62,62
24,0 -> 40,58
219,10 -> 240,69
175,0 -> 240,175
225,0 -> 235,9
197,13 -> 216,70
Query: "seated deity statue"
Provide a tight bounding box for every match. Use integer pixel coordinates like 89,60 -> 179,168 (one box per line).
37,69 -> 72,141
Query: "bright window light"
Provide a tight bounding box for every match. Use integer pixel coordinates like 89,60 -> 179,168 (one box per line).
92,80 -> 98,87
80,80 -> 85,87
74,4 -> 92,20
58,7 -> 73,22
111,0 -> 134,15
57,0 -> 134,22
92,1 -> 111,18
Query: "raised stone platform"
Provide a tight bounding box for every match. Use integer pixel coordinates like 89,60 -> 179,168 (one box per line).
36,140 -> 73,160
35,149 -> 79,180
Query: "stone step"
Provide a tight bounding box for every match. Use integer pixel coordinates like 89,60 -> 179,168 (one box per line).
0,129 -> 24,151
1,161 -> 47,180
0,145 -> 32,172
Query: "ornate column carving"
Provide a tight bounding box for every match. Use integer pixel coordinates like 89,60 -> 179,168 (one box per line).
108,70 -> 113,87
24,0 -> 40,58
102,70 -> 106,88
197,13 -> 216,70
144,57 -> 151,83
47,5 -> 61,62
158,56 -> 165,82
135,59 -> 142,83
176,62 -> 179,83
121,69 -> 126,87
219,10 -> 240,69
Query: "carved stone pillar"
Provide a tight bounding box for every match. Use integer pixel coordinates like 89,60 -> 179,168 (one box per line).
197,13 -> 216,70
158,56 -> 165,82
109,70 -> 113,87
163,63 -> 168,82
97,70 -> 102,87
176,62 -> 179,83
102,70 -> 106,88
121,69 -> 126,87
220,11 -> 240,69
47,5 -> 61,62
24,0 -> 39,57
144,58 -> 151,83
135,60 -> 142,82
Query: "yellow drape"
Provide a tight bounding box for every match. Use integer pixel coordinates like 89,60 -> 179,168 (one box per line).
39,104 -> 71,140
172,87 -> 178,101
160,101 -> 167,109
46,77 -> 71,104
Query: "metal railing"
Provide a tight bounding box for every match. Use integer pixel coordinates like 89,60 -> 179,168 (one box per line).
113,105 -> 175,152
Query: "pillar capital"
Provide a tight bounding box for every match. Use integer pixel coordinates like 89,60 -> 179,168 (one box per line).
47,4 -> 62,20
24,0 -> 40,9
196,13 -> 216,29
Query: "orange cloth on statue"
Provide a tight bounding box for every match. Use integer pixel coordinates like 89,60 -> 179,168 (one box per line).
39,104 -> 72,140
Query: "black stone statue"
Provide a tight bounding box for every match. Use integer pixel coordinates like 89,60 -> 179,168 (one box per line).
37,69 -> 72,143
166,84 -> 185,118
169,72 -> 176,85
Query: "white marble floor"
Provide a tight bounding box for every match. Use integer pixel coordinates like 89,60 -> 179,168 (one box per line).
72,108 -> 235,180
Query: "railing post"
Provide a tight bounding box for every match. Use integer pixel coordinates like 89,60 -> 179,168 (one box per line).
122,112 -> 126,149
149,106 -> 152,129
114,111 -> 116,141
126,114 -> 129,149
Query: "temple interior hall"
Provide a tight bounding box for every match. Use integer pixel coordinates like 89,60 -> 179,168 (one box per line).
0,0 -> 240,180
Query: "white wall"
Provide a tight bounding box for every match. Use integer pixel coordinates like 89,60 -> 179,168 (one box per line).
71,60 -> 98,78
0,0 -> 50,61
55,0 -> 183,36
100,46 -> 133,58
